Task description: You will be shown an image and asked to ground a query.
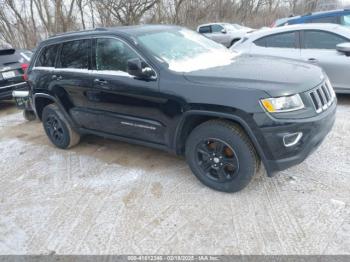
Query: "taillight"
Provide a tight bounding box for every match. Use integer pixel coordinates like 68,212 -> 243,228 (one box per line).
21,63 -> 29,81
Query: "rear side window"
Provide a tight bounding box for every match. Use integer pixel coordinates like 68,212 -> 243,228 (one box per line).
341,15 -> 350,26
58,40 -> 90,69
198,26 -> 211,34
95,38 -> 139,72
303,30 -> 348,49
254,32 -> 297,48
36,45 -> 59,67
306,16 -> 338,24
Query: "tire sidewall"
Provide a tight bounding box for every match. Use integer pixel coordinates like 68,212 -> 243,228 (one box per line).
186,123 -> 256,192
42,105 -> 71,149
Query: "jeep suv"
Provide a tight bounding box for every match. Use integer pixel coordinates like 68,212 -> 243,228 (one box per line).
17,25 -> 337,192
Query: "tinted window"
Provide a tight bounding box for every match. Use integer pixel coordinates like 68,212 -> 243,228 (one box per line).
255,32 -> 297,48
36,45 -> 59,67
341,15 -> 350,26
303,30 -> 347,49
59,40 -> 90,69
199,26 -> 211,34
95,38 -> 139,72
307,16 -> 338,24
211,24 -> 224,33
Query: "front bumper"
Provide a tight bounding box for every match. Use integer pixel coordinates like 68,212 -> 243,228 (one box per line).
258,101 -> 336,175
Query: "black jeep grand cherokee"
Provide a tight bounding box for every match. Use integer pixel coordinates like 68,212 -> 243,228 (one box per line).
21,25 -> 336,192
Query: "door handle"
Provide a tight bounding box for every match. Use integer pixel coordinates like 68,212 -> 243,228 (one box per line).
94,78 -> 108,85
52,75 -> 63,81
308,58 -> 318,63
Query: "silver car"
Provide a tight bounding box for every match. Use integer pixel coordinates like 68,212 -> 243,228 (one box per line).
197,23 -> 252,47
232,23 -> 350,93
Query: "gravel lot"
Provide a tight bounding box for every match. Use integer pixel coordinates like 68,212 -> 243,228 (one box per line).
0,96 -> 349,255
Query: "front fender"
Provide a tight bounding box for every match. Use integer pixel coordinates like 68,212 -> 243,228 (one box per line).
174,110 -> 272,176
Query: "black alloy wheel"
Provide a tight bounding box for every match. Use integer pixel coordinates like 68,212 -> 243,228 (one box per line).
196,138 -> 239,182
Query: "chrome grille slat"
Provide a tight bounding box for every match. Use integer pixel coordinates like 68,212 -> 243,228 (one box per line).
308,81 -> 335,114
321,85 -> 331,104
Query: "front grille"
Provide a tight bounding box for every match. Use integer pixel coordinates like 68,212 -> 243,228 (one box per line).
309,81 -> 335,113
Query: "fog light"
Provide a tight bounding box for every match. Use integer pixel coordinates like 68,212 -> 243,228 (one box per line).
283,132 -> 303,147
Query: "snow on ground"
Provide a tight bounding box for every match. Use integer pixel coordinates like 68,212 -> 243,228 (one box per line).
0,98 -> 349,255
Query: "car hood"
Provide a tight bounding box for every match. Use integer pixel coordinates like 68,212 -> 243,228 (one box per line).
183,54 -> 325,97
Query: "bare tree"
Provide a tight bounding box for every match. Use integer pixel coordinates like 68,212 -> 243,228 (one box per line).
0,0 -> 345,49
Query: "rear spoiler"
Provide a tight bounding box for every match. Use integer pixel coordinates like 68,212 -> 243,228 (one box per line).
0,49 -> 16,55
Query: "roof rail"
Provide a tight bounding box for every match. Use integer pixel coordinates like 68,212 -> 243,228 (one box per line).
49,27 -> 108,38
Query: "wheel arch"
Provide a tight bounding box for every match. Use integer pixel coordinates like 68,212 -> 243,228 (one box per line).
33,93 -> 76,128
174,110 -> 271,175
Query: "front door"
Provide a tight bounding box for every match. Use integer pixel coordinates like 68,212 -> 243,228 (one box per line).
86,37 -> 167,145
300,30 -> 350,91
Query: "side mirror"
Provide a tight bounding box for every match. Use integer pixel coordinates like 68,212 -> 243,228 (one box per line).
336,42 -> 350,57
221,28 -> 227,34
127,58 -> 156,79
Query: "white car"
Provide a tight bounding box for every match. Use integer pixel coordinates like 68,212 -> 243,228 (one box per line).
232,23 -> 350,93
197,23 -> 252,47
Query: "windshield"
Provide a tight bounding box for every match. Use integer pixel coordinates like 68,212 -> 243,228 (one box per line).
136,28 -> 238,72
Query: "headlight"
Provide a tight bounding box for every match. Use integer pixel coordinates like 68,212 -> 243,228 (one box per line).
261,94 -> 304,113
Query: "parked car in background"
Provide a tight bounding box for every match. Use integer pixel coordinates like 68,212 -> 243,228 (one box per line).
0,48 -> 32,100
14,25 -> 336,192
272,8 -> 350,27
197,23 -> 252,47
232,24 -> 350,93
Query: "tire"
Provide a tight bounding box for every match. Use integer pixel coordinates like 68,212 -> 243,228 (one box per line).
185,120 -> 258,193
42,104 -> 80,149
230,39 -> 240,47
23,110 -> 36,121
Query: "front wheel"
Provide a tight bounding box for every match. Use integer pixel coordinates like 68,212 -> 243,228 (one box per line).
185,120 -> 258,193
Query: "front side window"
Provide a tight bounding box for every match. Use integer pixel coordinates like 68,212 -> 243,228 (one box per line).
303,30 -> 348,49
59,40 -> 90,69
198,26 -> 211,34
95,38 -> 139,72
341,15 -> 350,26
255,32 -> 297,48
211,24 -> 224,33
36,44 -> 59,67
136,28 -> 237,72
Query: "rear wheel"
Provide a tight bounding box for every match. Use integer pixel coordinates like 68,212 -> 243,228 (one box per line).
42,104 -> 80,149
185,120 -> 258,192
23,110 -> 36,121
230,39 -> 240,47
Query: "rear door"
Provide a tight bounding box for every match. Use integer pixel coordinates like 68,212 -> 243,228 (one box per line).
53,39 -> 96,128
300,30 -> 350,91
31,44 -> 59,91
251,31 -> 301,60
